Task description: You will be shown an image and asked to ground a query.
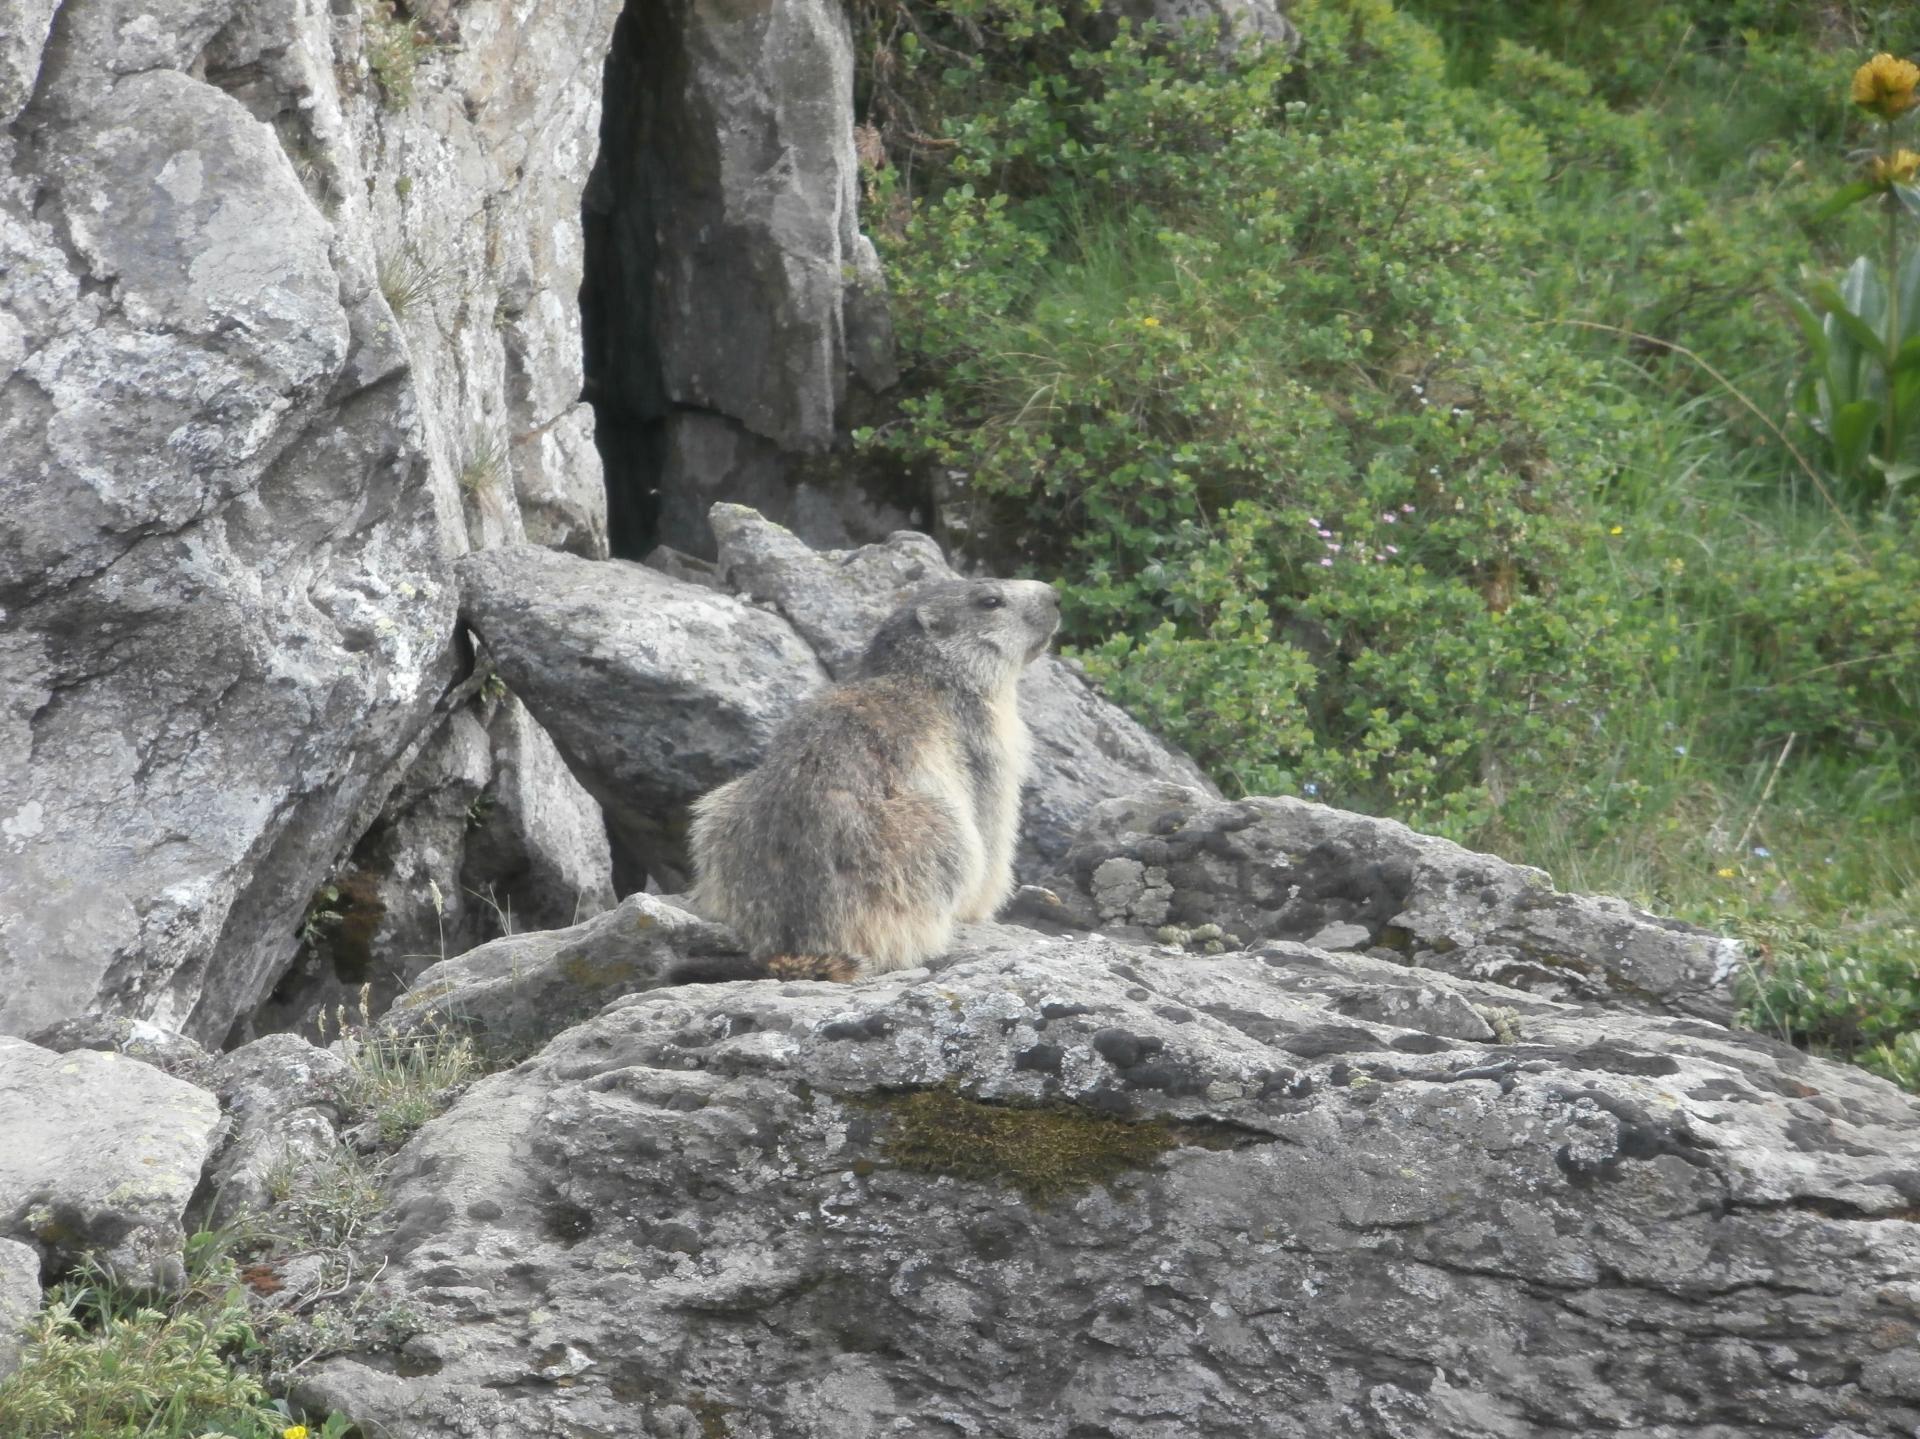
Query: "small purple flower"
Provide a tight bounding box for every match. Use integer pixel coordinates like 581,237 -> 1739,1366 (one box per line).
1306,517 -> 1320,528
1317,528 -> 1333,539
1318,557 -> 1333,567
1327,543 -> 1342,553
1382,512 -> 1397,524
1385,544 -> 1399,555
1401,503 -> 1415,513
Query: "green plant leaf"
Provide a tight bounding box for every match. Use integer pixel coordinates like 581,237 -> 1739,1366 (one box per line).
1865,455 -> 1920,486
1809,278 -> 1888,362
1830,399 -> 1881,477
1811,179 -> 1878,223
1781,288 -> 1829,361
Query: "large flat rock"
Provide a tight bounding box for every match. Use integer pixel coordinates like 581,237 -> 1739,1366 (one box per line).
303,933 -> 1920,1437
0,1036 -> 221,1291
1047,784 -> 1745,1021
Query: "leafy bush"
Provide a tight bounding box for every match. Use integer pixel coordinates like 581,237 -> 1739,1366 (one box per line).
862,0 -> 1671,830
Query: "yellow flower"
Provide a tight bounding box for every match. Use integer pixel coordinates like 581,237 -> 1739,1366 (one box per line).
1608,524 -> 1623,535
1852,53 -> 1920,120
1715,867 -> 1737,879
1871,148 -> 1920,187
283,1427 -> 310,1439
1141,316 -> 1161,328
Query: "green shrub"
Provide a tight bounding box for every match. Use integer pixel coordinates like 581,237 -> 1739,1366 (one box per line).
862,0 -> 1666,829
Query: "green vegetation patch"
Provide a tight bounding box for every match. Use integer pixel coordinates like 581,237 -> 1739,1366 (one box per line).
863,1088 -> 1181,1201
0,1236 -> 356,1439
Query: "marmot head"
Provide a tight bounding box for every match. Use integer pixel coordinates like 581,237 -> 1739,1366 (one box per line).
860,578 -> 1061,695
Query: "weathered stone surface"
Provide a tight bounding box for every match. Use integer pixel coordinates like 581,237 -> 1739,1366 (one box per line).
381,892 -> 741,1058
27,1015 -> 215,1084
709,505 -> 1221,877
457,544 -> 830,889
1049,784 -> 1744,1021
250,690 -> 617,1042
583,0 -> 905,558
0,1036 -> 221,1290
464,696 -> 618,935
1,0 -> 623,1045
0,1236 -> 38,1383
1109,0 -> 1300,53
304,934 -> 1920,1438
204,1033 -> 351,1224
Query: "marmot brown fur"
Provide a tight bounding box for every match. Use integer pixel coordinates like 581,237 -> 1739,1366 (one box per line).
687,578 -> 1060,980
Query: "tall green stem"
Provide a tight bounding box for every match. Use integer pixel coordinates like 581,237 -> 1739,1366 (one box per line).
1887,121 -> 1902,470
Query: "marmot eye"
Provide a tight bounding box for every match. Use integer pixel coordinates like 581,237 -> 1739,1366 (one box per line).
976,594 -> 1006,610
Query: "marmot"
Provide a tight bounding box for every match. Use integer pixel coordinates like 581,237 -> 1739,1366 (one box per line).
687,578 -> 1060,980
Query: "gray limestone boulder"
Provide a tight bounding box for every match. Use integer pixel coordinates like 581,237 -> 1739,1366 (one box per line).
0,1036 -> 221,1291
0,1236 -> 38,1383
203,1034 -> 352,1225
457,545 -> 830,889
1,0 -> 624,1047
380,892 -> 743,1059
27,1015 -> 215,1085
1108,0 -> 1300,53
301,931 -> 1920,1438
583,0 -> 906,558
1047,784 -> 1745,1021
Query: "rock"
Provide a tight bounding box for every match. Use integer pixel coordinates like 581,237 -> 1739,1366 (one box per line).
380,892 -> 741,1059
0,1236 -> 38,1383
464,696 -> 618,936
1049,785 -> 1744,1021
708,505 -> 1220,878
0,1036 -> 221,1291
457,545 -> 830,889
1,0 -> 624,1046
582,0 -> 907,558
303,932 -> 1920,1438
203,1034 -> 352,1224
27,1015 -> 214,1084
244,686 -> 616,1042
1108,0 -> 1300,54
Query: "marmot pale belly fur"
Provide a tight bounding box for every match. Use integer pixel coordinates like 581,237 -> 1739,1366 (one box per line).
689,578 -> 1060,980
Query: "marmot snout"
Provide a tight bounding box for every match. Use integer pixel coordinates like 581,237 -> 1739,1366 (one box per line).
688,578 -> 1059,979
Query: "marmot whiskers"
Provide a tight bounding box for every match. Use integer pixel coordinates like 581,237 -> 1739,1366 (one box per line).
688,578 -> 1060,981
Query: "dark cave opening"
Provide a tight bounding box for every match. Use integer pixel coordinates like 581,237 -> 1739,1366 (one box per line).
579,0 -> 672,563
579,0 -> 930,568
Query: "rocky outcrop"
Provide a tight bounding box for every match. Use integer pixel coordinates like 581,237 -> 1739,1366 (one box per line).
1108,0 -> 1300,53
380,891 -> 745,1057
583,0 -> 905,559
0,0 -> 621,1045
203,1034 -> 351,1225
0,1236 -> 37,1383
301,923 -> 1920,1439
1042,785 -> 1744,1021
0,1036 -> 222,1291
